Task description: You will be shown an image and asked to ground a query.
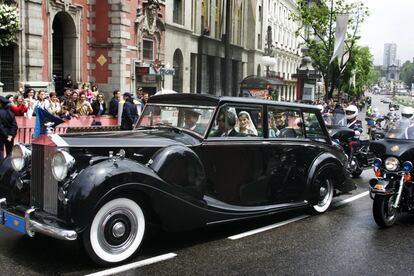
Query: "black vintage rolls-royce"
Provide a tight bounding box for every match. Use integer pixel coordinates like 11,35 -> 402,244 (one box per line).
0,94 -> 355,265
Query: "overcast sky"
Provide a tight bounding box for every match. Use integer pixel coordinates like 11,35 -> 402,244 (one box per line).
358,0 -> 414,65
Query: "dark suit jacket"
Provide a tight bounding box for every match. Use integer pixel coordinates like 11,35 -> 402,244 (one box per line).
0,108 -> 17,142
209,128 -> 246,137
91,100 -> 107,116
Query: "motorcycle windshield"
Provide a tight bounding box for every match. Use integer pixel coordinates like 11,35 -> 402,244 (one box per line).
385,118 -> 414,140
324,111 -> 347,129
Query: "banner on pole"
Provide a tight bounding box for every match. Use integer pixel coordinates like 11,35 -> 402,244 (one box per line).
330,15 -> 349,64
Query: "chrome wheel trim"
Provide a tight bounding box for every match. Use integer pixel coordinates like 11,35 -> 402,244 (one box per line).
90,198 -> 145,263
313,179 -> 334,213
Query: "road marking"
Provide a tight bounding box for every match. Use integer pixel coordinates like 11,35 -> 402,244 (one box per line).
85,253 -> 177,276
227,215 -> 310,240
334,191 -> 370,207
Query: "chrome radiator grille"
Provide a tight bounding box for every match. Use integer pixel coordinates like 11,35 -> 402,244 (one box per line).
30,144 -> 58,215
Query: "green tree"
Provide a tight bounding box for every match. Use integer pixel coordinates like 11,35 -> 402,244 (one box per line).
0,3 -> 19,46
367,67 -> 381,86
340,46 -> 373,96
291,0 -> 369,99
400,60 -> 414,88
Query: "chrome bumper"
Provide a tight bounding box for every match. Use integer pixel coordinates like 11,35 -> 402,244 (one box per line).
0,198 -> 77,241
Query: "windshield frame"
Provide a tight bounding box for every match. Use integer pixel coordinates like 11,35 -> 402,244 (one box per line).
136,103 -> 218,138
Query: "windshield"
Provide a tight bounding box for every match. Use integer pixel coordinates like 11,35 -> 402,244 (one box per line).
137,104 -> 215,136
386,118 -> 414,140
324,111 -> 347,129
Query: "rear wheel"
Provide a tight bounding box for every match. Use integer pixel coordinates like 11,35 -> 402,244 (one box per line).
373,195 -> 397,228
82,198 -> 146,266
312,174 -> 334,214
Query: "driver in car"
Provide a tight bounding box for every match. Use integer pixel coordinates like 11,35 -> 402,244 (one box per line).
183,109 -> 206,134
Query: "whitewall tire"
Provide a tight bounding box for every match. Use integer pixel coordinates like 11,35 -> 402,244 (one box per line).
312,178 -> 334,214
83,198 -> 146,265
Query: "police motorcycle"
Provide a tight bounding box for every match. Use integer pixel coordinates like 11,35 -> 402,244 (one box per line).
366,108 -> 385,140
324,105 -> 374,178
369,115 -> 414,227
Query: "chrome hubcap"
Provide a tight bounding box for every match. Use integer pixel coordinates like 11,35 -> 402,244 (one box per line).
98,208 -> 138,254
320,187 -> 327,198
112,222 -> 126,238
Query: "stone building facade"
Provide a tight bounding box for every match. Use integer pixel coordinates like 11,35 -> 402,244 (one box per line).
2,0 -> 166,96
162,0 -> 302,99
261,0 -> 302,101
163,0 -> 252,96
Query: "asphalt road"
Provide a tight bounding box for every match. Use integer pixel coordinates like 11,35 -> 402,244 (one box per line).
2,94 -> 414,276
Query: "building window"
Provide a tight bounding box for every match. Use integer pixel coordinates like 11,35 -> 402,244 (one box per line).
173,0 -> 183,25
215,0 -> 222,39
201,0 -> 209,35
0,46 -> 14,92
143,40 -> 154,61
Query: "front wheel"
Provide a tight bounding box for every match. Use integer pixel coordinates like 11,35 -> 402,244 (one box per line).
373,195 -> 397,228
312,176 -> 334,214
82,198 -> 146,266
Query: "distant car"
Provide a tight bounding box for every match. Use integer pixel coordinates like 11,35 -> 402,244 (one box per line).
0,94 -> 355,265
381,98 -> 392,104
389,102 -> 400,110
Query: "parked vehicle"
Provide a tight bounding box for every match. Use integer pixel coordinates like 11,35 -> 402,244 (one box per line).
369,118 -> 414,227
389,103 -> 400,111
0,94 -> 355,265
326,111 -> 374,177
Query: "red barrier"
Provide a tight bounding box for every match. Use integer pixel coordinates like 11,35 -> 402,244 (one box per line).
14,116 -> 118,144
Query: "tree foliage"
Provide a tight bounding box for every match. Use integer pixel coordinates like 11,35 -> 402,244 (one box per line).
0,4 -> 19,46
367,67 -> 381,86
400,60 -> 414,88
291,0 -> 369,99
341,46 -> 373,96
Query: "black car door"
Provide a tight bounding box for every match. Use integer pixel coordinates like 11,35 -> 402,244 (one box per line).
266,106 -> 328,204
195,104 -> 270,206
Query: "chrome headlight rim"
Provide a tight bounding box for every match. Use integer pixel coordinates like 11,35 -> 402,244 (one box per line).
385,157 -> 400,172
51,150 -> 75,181
11,144 -> 31,172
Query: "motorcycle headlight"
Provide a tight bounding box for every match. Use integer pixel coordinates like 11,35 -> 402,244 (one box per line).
51,150 -> 75,181
385,157 -> 400,171
11,144 -> 31,172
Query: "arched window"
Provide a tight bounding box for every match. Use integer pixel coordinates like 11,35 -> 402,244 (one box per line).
257,65 -> 261,77
173,49 -> 184,92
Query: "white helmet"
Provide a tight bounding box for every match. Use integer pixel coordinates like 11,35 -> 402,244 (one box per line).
402,106 -> 414,120
373,108 -> 379,113
316,105 -> 324,113
389,107 -> 395,112
345,105 -> 358,120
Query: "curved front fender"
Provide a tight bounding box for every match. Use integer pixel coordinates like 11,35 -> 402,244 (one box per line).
66,159 -> 167,231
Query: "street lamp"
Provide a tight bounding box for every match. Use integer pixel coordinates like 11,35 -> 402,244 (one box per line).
261,26 -> 276,77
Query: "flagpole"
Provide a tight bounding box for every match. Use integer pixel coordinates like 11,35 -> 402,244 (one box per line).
327,0 -> 334,100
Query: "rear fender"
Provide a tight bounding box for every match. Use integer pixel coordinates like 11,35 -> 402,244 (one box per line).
306,152 -> 354,204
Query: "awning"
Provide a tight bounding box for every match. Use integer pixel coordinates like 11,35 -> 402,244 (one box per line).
240,75 -> 284,89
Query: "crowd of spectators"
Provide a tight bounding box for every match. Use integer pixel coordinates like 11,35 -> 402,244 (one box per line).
5,83 -> 150,124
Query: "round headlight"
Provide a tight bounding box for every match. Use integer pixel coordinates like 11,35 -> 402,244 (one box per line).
385,157 -> 400,171
11,144 -> 31,172
51,150 -> 75,181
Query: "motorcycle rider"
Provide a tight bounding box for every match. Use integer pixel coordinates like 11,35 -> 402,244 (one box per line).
401,106 -> 414,121
345,105 -> 362,131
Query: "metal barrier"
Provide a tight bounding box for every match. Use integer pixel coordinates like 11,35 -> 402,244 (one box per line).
14,116 -> 119,144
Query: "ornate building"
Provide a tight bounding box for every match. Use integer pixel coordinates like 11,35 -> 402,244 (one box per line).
1,0 -> 166,96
